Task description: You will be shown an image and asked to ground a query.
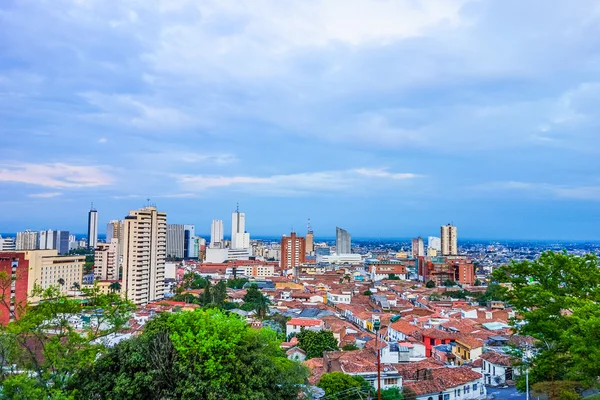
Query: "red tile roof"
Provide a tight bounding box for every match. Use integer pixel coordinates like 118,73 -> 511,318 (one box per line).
480,351 -> 514,367
287,318 -> 322,327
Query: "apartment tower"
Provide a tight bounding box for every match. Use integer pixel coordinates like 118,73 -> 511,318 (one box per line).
94,239 -> 120,281
281,232 -> 306,271
335,227 -> 351,255
210,220 -> 224,248
122,206 -> 167,305
441,224 -> 458,256
306,218 -> 314,256
231,206 -> 250,249
412,237 -> 425,258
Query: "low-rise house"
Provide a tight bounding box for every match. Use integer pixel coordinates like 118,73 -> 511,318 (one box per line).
404,367 -> 486,400
421,328 -> 461,357
286,346 -> 307,362
286,318 -> 323,337
326,291 -> 352,305
481,352 -> 517,386
453,337 -> 484,366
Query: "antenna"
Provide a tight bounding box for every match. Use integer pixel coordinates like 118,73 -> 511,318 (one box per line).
307,217 -> 313,234
236,202 -> 239,213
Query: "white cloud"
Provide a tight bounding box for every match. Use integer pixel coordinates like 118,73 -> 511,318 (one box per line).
97,137 -> 108,144
179,153 -> 237,164
28,192 -> 63,198
0,162 -> 114,188
175,167 -> 420,195
475,181 -> 600,201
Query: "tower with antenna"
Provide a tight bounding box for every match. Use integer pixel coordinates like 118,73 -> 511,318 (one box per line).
87,203 -> 98,249
306,217 -> 314,256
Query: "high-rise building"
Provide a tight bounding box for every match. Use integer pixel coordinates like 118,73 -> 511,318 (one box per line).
210,220 -> 224,248
231,206 -> 250,249
166,224 -> 185,259
441,224 -> 458,256
16,230 -> 38,250
428,236 -> 441,251
0,252 -> 29,324
122,206 -> 167,305
281,232 -> 306,272
38,229 -> 54,250
306,218 -> 314,256
184,225 -> 196,259
412,237 -> 425,258
88,206 -> 98,249
94,239 -> 120,281
53,231 -> 70,255
335,227 -> 351,255
106,220 -> 124,243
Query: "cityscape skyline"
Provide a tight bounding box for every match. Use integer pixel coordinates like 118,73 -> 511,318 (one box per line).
1,2 -> 600,240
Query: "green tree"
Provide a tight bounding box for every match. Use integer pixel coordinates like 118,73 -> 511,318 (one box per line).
493,251 -> 600,389
425,280 -> 436,288
317,372 -> 367,397
242,284 -> 270,318
341,343 -> 359,351
297,329 -> 338,359
443,279 -> 456,287
474,279 -> 482,286
227,278 -> 249,289
70,309 -> 308,400
108,281 -> 121,293
363,290 -> 372,296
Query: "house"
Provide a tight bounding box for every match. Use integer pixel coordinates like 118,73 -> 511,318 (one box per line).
453,337 -> 484,366
286,318 -> 323,337
481,352 -> 517,386
431,344 -> 456,365
404,367 -> 486,400
326,291 -> 352,305
387,319 -> 420,342
421,328 -> 461,357
286,346 -> 307,362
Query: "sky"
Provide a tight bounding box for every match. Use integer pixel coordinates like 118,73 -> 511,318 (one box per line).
1,0 -> 600,240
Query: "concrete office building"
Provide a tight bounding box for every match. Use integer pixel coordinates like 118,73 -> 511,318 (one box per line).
335,227 -> 351,255
38,229 -> 54,250
88,207 -> 98,249
184,225 -> 196,259
210,219 -> 224,248
16,231 -> 38,250
281,232 -> 306,271
122,206 -> 167,305
441,224 -> 458,256
0,236 -> 16,251
94,239 -> 120,281
231,207 -> 250,249
106,220 -> 124,243
166,224 -> 185,259
412,237 -> 425,258
54,231 -> 70,255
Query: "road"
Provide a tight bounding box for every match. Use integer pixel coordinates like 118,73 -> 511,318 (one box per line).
486,387 -> 527,400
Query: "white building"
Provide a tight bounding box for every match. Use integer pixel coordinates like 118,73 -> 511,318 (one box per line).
16,230 -> 38,250
122,206 -> 167,305
231,209 -> 250,249
481,352 -> 517,387
210,220 -> 224,248
428,236 -> 441,251
285,318 -> 323,337
318,254 -> 362,264
0,236 -> 16,251
88,208 -> 98,249
166,224 -> 185,259
94,239 -> 120,281
326,291 -> 352,305
205,247 -> 253,263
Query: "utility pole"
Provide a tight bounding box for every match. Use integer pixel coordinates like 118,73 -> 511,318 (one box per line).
373,315 -> 381,400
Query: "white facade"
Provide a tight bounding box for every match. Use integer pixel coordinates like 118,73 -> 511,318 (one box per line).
122,206 -> 167,305
39,229 -> 55,250
326,291 -> 352,304
231,211 -> 250,249
94,239 -> 120,281
205,247 -> 253,263
428,236 -> 441,251
210,219 -> 224,248
166,224 -> 185,259
319,254 -> 362,264
413,379 -> 486,400
0,236 -> 16,251
88,209 -> 98,249
16,230 -> 38,250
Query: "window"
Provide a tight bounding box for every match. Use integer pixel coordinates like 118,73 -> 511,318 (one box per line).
430,338 -> 435,345
384,378 -> 397,385
457,389 -> 461,397
473,384 -> 478,391
465,385 -> 470,394
443,395 -> 450,400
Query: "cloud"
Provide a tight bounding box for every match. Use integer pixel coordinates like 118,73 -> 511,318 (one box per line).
474,181 -> 600,201
175,168 -> 420,195
28,192 -> 63,198
0,163 -> 114,189
97,137 -> 108,144
179,153 -> 238,164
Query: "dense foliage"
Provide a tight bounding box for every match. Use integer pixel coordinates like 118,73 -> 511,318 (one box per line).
297,329 -> 338,359
70,309 -> 308,400
493,251 -> 600,394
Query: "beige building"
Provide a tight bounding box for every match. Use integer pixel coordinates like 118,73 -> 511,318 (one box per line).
441,224 -> 458,256
94,239 -> 120,281
16,231 -> 39,250
122,206 -> 167,305
83,280 -> 121,296
4,250 -> 85,303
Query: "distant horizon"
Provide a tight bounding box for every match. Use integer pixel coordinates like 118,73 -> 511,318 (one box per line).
2,232 -> 599,244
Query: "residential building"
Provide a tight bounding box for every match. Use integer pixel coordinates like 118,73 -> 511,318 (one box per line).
38,229 -> 54,250
94,239 -> 120,281
481,352 -> 517,386
428,236 -> 441,251
404,367 -> 486,400
16,230 -> 38,250
306,219 -> 314,255
54,231 -> 70,255
166,224 -> 185,259
88,207 -> 98,249
0,236 -> 16,251
453,337 -> 484,366
122,206 -> 167,305
412,237 -> 425,258
0,252 -> 29,324
281,232 -> 306,271
441,224 -> 458,256
231,207 -> 250,249
319,254 -> 362,264
335,227 -> 351,255
83,279 -> 121,296
205,247 -> 253,263
183,225 -> 195,258
106,220 -> 124,243
368,261 -> 407,281
286,318 -> 323,337
210,219 -> 224,248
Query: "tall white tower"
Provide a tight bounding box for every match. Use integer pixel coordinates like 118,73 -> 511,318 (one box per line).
231,204 -> 250,249
210,220 -> 224,248
88,205 -> 98,249
441,224 -> 458,256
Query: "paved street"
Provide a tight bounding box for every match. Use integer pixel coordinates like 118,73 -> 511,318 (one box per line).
487,387 -> 527,400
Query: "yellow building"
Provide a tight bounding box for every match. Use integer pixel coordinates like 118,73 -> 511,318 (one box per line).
5,250 -> 86,304
83,280 -> 122,296
452,337 -> 484,366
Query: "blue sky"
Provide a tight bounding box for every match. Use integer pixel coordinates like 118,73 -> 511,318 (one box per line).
1,0 -> 600,240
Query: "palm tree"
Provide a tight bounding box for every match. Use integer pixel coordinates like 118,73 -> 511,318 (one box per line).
57,278 -> 65,286
71,282 -> 81,297
108,281 -> 121,293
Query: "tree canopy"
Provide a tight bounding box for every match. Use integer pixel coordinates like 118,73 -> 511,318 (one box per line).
297,329 -> 338,359
493,251 -> 600,390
